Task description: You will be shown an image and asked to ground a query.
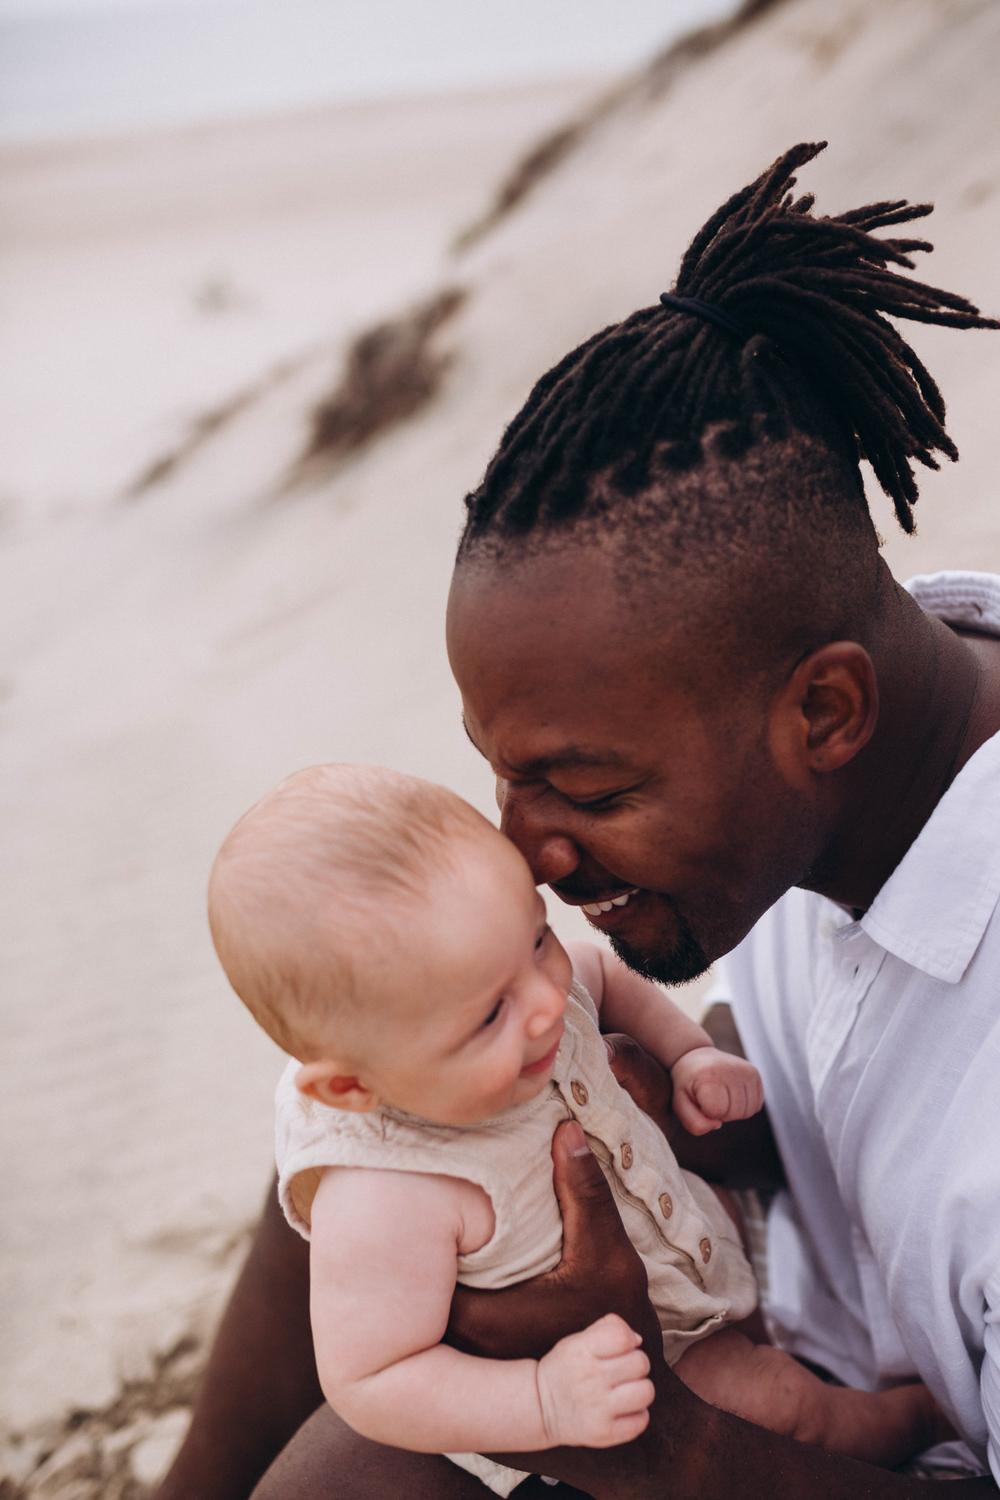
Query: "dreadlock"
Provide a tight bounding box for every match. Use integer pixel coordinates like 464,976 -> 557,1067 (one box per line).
459,142 -> 997,558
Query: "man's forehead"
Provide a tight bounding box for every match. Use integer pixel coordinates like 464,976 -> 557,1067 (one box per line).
448,554 -> 699,701
449,552 -> 704,769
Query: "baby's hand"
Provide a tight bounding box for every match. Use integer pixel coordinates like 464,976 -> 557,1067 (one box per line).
669,1045 -> 763,1135
536,1312 -> 654,1448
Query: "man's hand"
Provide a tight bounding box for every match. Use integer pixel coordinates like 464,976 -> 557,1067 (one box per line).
448,1121 -> 694,1499
603,1031 -> 674,1137
668,1046 -> 764,1135
447,1120 -> 662,1362
605,1026 -> 785,1192
537,1313 -> 654,1448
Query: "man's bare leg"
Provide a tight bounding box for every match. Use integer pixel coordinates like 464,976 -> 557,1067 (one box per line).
249,1403 -> 591,1500
249,1404 -> 497,1500
156,1179 -> 323,1500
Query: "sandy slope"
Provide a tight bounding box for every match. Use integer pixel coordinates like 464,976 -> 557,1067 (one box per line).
0,75 -> 601,1473
3,0 -> 1000,1489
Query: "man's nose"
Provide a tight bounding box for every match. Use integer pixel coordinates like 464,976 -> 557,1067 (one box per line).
497,780 -> 580,885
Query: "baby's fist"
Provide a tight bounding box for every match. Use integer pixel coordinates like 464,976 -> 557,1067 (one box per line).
536,1312 -> 654,1449
670,1046 -> 764,1135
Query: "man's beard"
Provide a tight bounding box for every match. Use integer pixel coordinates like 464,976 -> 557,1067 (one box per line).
608,900 -> 711,986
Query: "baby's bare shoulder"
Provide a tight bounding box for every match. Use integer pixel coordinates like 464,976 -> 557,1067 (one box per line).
312,1164 -> 494,1255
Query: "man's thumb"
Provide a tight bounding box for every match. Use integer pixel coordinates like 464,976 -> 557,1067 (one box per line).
551,1120 -> 621,1257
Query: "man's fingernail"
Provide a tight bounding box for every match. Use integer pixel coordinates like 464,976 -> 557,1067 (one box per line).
566,1121 -> 588,1155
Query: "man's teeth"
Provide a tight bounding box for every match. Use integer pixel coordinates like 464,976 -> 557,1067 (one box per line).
582,889 -> 639,917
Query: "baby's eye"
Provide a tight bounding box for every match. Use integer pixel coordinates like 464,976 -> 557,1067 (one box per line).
481,998 -> 505,1028
534,924 -> 551,951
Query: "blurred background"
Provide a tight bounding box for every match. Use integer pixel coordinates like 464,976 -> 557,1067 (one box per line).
3,0 -> 998,1492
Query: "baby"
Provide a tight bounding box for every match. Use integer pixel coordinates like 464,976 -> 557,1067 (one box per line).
208,764 -> 945,1496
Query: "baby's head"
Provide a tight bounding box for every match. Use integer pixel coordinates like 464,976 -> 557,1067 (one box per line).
208,765 -> 570,1126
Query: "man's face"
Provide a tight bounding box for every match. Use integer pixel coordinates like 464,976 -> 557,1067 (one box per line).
446,547 -> 819,983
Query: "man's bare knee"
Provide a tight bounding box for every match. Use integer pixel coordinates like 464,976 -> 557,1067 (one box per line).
250,1403 -> 493,1500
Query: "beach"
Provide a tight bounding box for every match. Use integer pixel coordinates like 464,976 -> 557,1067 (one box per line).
0,75 -> 602,1493
3,0 -> 1000,1491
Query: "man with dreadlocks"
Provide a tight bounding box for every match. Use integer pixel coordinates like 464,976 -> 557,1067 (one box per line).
158,144 -> 1000,1500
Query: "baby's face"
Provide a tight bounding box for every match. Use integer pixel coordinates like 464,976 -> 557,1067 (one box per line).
359,826 -> 571,1126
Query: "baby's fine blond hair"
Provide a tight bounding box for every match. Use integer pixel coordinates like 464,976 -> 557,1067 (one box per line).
208,764 -> 486,1058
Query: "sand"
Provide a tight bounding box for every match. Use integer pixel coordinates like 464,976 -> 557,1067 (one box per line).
0,75 -> 602,1493
3,0 -> 1000,1491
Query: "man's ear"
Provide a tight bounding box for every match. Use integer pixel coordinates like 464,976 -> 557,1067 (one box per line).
295,1059 -> 379,1113
771,641 -> 879,788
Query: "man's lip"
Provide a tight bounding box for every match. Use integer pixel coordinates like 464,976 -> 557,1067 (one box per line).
550,884 -> 641,907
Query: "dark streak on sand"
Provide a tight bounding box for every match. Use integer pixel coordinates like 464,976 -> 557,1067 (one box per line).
293,284 -> 467,479
122,347 -> 321,502
452,0 -> 790,252
122,286 -> 466,502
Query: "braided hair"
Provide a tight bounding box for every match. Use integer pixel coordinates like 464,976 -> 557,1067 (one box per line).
458,142 -> 997,562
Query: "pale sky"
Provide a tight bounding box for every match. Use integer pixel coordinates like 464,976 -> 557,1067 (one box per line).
0,0 -> 737,140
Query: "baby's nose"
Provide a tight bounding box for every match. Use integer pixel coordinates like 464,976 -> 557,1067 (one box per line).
527,982 -> 566,1037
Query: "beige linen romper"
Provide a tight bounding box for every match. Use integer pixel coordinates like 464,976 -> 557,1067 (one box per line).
276,980 -> 757,1496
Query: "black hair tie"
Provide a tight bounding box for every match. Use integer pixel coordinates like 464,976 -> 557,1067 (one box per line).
659,292 -> 749,342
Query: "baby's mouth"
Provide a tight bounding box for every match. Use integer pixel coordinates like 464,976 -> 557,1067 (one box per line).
521,1029 -> 563,1076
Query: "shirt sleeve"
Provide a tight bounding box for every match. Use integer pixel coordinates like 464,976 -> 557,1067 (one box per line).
981,1275 -> 1000,1483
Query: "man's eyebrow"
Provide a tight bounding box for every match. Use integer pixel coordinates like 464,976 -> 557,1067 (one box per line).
460,717 -> 629,773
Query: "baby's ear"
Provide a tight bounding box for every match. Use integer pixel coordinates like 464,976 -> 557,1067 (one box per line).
295,1060 -> 378,1113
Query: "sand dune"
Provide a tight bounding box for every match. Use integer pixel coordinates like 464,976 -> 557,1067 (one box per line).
3,0 -> 1000,1491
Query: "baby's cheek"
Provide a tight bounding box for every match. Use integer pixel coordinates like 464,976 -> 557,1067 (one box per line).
489,1055 -> 524,1098
455,1054 -> 525,1120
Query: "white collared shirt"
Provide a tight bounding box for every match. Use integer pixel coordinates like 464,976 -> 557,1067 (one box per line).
714,571 -> 1000,1479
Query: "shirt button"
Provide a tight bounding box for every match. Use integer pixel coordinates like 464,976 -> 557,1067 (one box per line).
699,1237 -> 712,1264
659,1192 -> 673,1219
570,1080 -> 589,1108
620,1142 -> 634,1170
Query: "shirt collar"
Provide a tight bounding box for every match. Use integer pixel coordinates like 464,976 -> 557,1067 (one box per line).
859,571 -> 1000,983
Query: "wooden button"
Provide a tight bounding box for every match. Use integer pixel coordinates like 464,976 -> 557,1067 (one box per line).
620,1142 -> 634,1170
658,1192 -> 673,1219
570,1080 -> 589,1107
699,1237 -> 712,1264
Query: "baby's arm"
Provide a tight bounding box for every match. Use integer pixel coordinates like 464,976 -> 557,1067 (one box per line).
568,941 -> 763,1135
309,1164 -> 653,1454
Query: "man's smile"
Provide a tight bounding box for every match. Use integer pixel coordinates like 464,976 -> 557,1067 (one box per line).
579,887 -> 640,917
549,879 -> 648,924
